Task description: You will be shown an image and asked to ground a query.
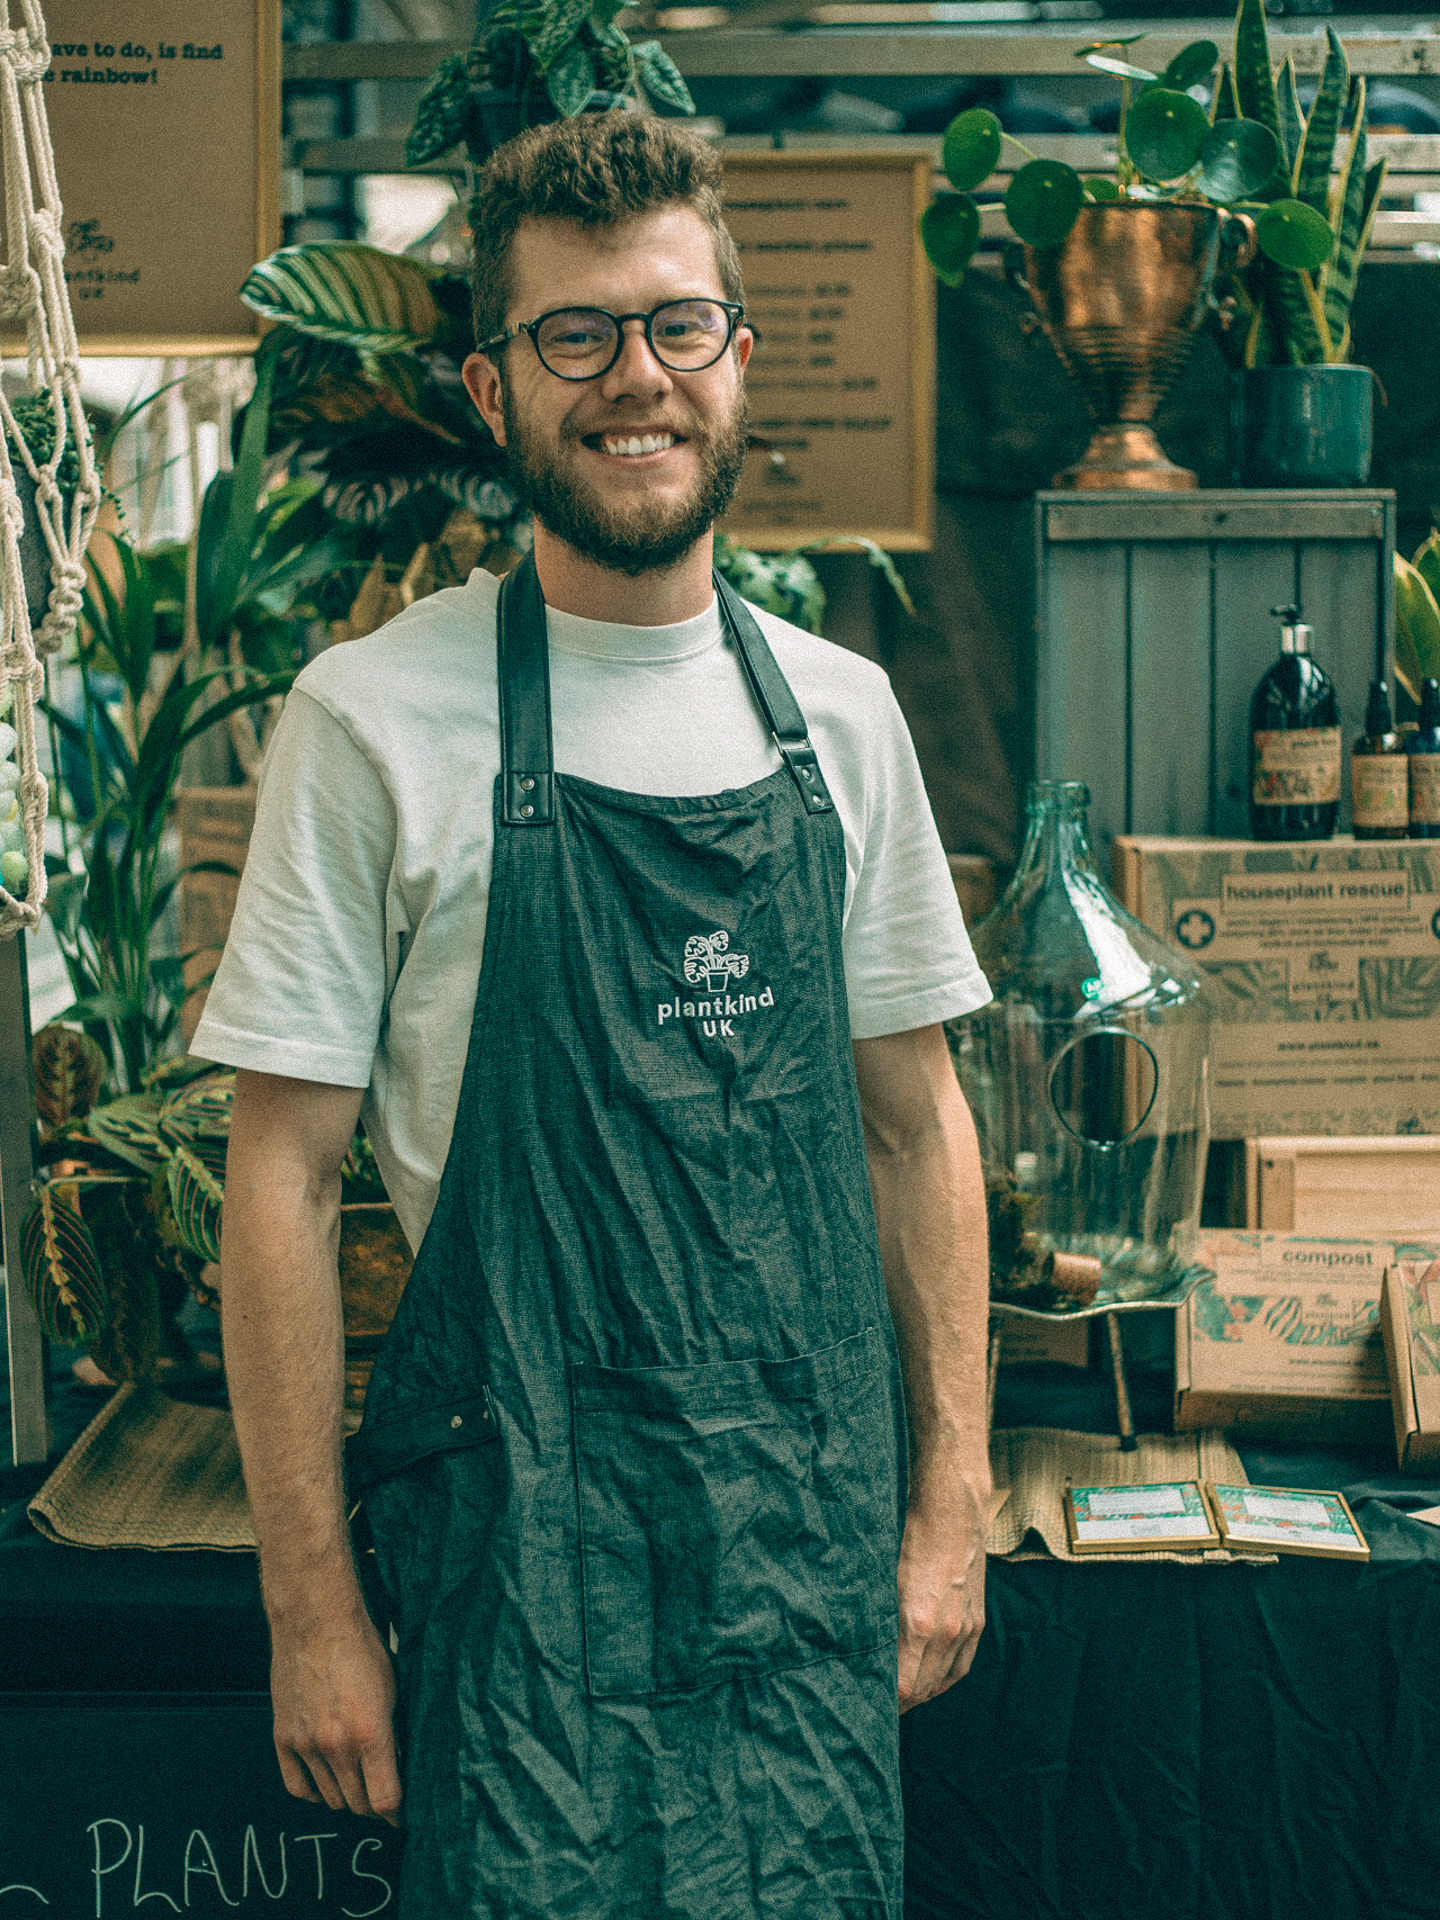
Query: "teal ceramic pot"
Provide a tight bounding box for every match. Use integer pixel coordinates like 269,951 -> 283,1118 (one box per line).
1239,364 -> 1374,487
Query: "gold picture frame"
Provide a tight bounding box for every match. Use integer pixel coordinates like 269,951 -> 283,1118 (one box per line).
719,149 -> 935,553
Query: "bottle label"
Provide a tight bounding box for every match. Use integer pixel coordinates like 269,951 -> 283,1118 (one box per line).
1253,728 -> 1342,806
1352,753 -> 1409,827
1411,756 -> 1440,826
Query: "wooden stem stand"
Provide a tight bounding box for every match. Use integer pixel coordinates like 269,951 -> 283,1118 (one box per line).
0,934 -> 45,1464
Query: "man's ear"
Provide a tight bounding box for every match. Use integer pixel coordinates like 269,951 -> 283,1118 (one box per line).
463,351 -> 507,446
735,326 -> 754,373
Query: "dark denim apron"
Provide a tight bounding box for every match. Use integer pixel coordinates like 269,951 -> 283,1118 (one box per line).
350,553 -> 906,1918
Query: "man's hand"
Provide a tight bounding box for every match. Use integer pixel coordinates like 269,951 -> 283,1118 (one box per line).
271,1603 -> 403,1825
222,1070 -> 403,1823
853,1026 -> 991,1713
895,1461 -> 988,1712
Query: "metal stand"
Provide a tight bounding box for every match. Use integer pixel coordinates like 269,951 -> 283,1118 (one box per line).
0,933 -> 45,1464
1105,1310 -> 1137,1452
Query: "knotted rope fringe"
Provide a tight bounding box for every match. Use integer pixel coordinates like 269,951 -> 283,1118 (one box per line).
0,0 -> 101,936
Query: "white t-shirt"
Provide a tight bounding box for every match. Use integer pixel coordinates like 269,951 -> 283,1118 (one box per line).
192,568 -> 992,1249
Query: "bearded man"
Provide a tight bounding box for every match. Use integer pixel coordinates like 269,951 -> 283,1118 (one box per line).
202,112 -> 993,1920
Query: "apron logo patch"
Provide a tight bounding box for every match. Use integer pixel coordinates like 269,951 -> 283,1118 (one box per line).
657,931 -> 775,1036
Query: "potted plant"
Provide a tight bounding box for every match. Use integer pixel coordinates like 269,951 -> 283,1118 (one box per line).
921,28 -> 1281,487
404,0 -> 694,175
1212,1 -> 1388,486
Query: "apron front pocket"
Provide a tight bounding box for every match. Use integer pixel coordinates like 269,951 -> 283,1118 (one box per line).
571,1326 -> 896,1700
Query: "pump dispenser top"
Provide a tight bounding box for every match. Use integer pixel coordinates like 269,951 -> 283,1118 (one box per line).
1272,603 -> 1313,654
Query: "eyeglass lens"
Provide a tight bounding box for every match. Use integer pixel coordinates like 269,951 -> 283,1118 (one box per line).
534,301 -> 732,377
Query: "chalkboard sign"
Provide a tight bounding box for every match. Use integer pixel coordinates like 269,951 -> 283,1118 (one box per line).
720,150 -> 935,553
0,1693 -> 404,1912
34,0 -> 280,353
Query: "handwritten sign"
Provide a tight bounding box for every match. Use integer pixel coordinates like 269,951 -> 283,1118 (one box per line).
35,0 -> 280,352
720,151 -> 935,552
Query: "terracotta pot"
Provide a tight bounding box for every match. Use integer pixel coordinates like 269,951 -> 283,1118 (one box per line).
1010,201 -> 1256,491
340,1203 -> 413,1412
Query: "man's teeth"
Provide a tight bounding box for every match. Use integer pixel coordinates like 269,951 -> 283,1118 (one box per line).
601,432 -> 676,456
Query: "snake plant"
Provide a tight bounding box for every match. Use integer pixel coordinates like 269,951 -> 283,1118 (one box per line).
1216,0 -> 1387,366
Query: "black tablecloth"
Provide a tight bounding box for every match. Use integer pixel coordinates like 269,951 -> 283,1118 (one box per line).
4,1362 -> 1439,1915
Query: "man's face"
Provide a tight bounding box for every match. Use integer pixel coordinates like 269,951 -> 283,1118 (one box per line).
465,207 -> 753,579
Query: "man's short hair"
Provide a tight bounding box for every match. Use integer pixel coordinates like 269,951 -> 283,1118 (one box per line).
469,113 -> 744,350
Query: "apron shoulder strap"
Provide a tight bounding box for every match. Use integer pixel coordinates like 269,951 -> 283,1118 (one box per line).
713,569 -> 834,816
497,551 -> 555,826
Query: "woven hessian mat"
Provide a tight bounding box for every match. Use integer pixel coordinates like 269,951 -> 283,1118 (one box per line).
28,1383 -> 255,1553
987,1426 -> 1275,1565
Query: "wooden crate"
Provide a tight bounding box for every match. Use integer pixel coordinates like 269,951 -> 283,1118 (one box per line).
1035,489 -> 1396,859
1246,1136 -> 1440,1236
177,786 -> 256,1045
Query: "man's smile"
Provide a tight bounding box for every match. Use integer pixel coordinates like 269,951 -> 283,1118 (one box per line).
583,430 -> 685,458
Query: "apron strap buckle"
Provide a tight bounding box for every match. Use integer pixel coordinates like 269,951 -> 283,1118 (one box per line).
505,771 -> 553,825
778,740 -> 834,813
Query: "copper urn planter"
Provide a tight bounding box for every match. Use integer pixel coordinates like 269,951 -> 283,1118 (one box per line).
1014,200 -> 1256,491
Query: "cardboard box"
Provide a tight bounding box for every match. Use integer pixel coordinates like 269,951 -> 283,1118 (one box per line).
1175,1231 -> 1440,1440
177,786 -> 256,1044
1114,835 -> 1440,1139
1380,1261 -> 1440,1468
997,1315 -> 1089,1368
1246,1137 -> 1440,1234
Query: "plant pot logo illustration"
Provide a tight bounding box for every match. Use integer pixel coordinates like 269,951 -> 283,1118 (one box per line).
685,931 -> 750,994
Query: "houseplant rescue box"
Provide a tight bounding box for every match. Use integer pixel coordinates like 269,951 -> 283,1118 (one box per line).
1381,1261 -> 1440,1467
1114,836 -> 1440,1137
1175,1230 -> 1438,1439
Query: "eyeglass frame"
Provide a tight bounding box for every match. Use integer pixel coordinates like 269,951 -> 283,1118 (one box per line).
477,299 -> 748,381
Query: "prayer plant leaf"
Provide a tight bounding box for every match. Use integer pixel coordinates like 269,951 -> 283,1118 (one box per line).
32,1024 -> 106,1131
86,1093 -> 168,1173
166,1143 -> 225,1266
21,1183 -> 109,1345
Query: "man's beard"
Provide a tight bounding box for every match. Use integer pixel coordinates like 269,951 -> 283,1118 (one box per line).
500,384 -> 749,580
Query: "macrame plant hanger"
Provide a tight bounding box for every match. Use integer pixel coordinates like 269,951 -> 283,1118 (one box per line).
0,0 -> 102,1463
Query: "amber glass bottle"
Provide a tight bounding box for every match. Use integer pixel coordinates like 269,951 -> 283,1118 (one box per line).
1249,604 -> 1340,841
1351,679 -> 1408,840
1407,678 -> 1440,839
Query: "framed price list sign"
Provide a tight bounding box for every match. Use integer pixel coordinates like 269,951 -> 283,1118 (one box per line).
720,149 -> 935,552
34,0 -> 280,353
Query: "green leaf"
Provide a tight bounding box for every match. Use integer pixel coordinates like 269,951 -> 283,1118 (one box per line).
523,0 -> 593,71
631,41 -> 695,114
1211,61 -> 1240,126
159,1071 -> 235,1147
86,1093 -> 168,1172
166,1143 -> 225,1264
1198,118 -> 1281,203
591,0 -> 631,24
404,53 -> 470,167
1086,53 -> 1156,81
1076,33 -> 1149,49
1003,161 -> 1084,249
1124,87 -> 1209,181
1293,26 -> 1348,215
240,244 -> 442,357
1395,553 -> 1440,703
1275,55 -> 1304,177
21,1183 -> 109,1345
920,194 -> 981,285
1415,529 -> 1440,609
1159,39 -> 1218,91
1232,0 -> 1282,144
1082,176 -> 1124,202
1256,198 -> 1336,271
1323,89 -> 1375,353
942,108 -> 1002,193
32,1024 -> 107,1130
544,39 -> 599,114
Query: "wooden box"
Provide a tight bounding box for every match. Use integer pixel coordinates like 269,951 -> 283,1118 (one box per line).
177,786 -> 256,1044
1036,490 -> 1395,859
1247,1137 -> 1440,1235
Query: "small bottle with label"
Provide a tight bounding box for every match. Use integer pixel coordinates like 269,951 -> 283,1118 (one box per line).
1351,678 -> 1408,840
1406,677 -> 1440,839
1249,603 -> 1341,841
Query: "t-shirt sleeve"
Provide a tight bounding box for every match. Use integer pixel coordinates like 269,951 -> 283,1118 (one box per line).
189,689 -> 397,1086
841,681 -> 993,1040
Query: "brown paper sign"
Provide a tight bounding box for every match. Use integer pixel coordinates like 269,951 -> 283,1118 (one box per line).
720,151 -> 935,552
35,0 -> 279,353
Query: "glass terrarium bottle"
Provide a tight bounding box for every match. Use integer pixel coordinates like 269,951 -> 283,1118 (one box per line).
951,781 -> 1214,1306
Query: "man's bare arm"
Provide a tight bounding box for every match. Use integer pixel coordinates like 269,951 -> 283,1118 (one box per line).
852,1024 -> 990,1712
222,1067 -> 401,1825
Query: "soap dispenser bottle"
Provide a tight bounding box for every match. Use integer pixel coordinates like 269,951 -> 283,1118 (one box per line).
1407,677 -> 1440,839
1351,678 -> 1408,840
1249,603 -> 1341,841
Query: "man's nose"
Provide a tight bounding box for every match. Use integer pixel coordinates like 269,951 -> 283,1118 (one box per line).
601,319 -> 673,397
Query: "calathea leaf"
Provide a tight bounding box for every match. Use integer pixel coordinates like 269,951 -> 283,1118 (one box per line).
545,40 -> 600,115
166,1143 -> 225,1265
240,244 -> 442,358
631,41 -> 695,113
404,53 -> 471,166
32,1024 -> 107,1130
87,1093 -> 168,1172
159,1071 -> 235,1147
21,1183 -> 109,1345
